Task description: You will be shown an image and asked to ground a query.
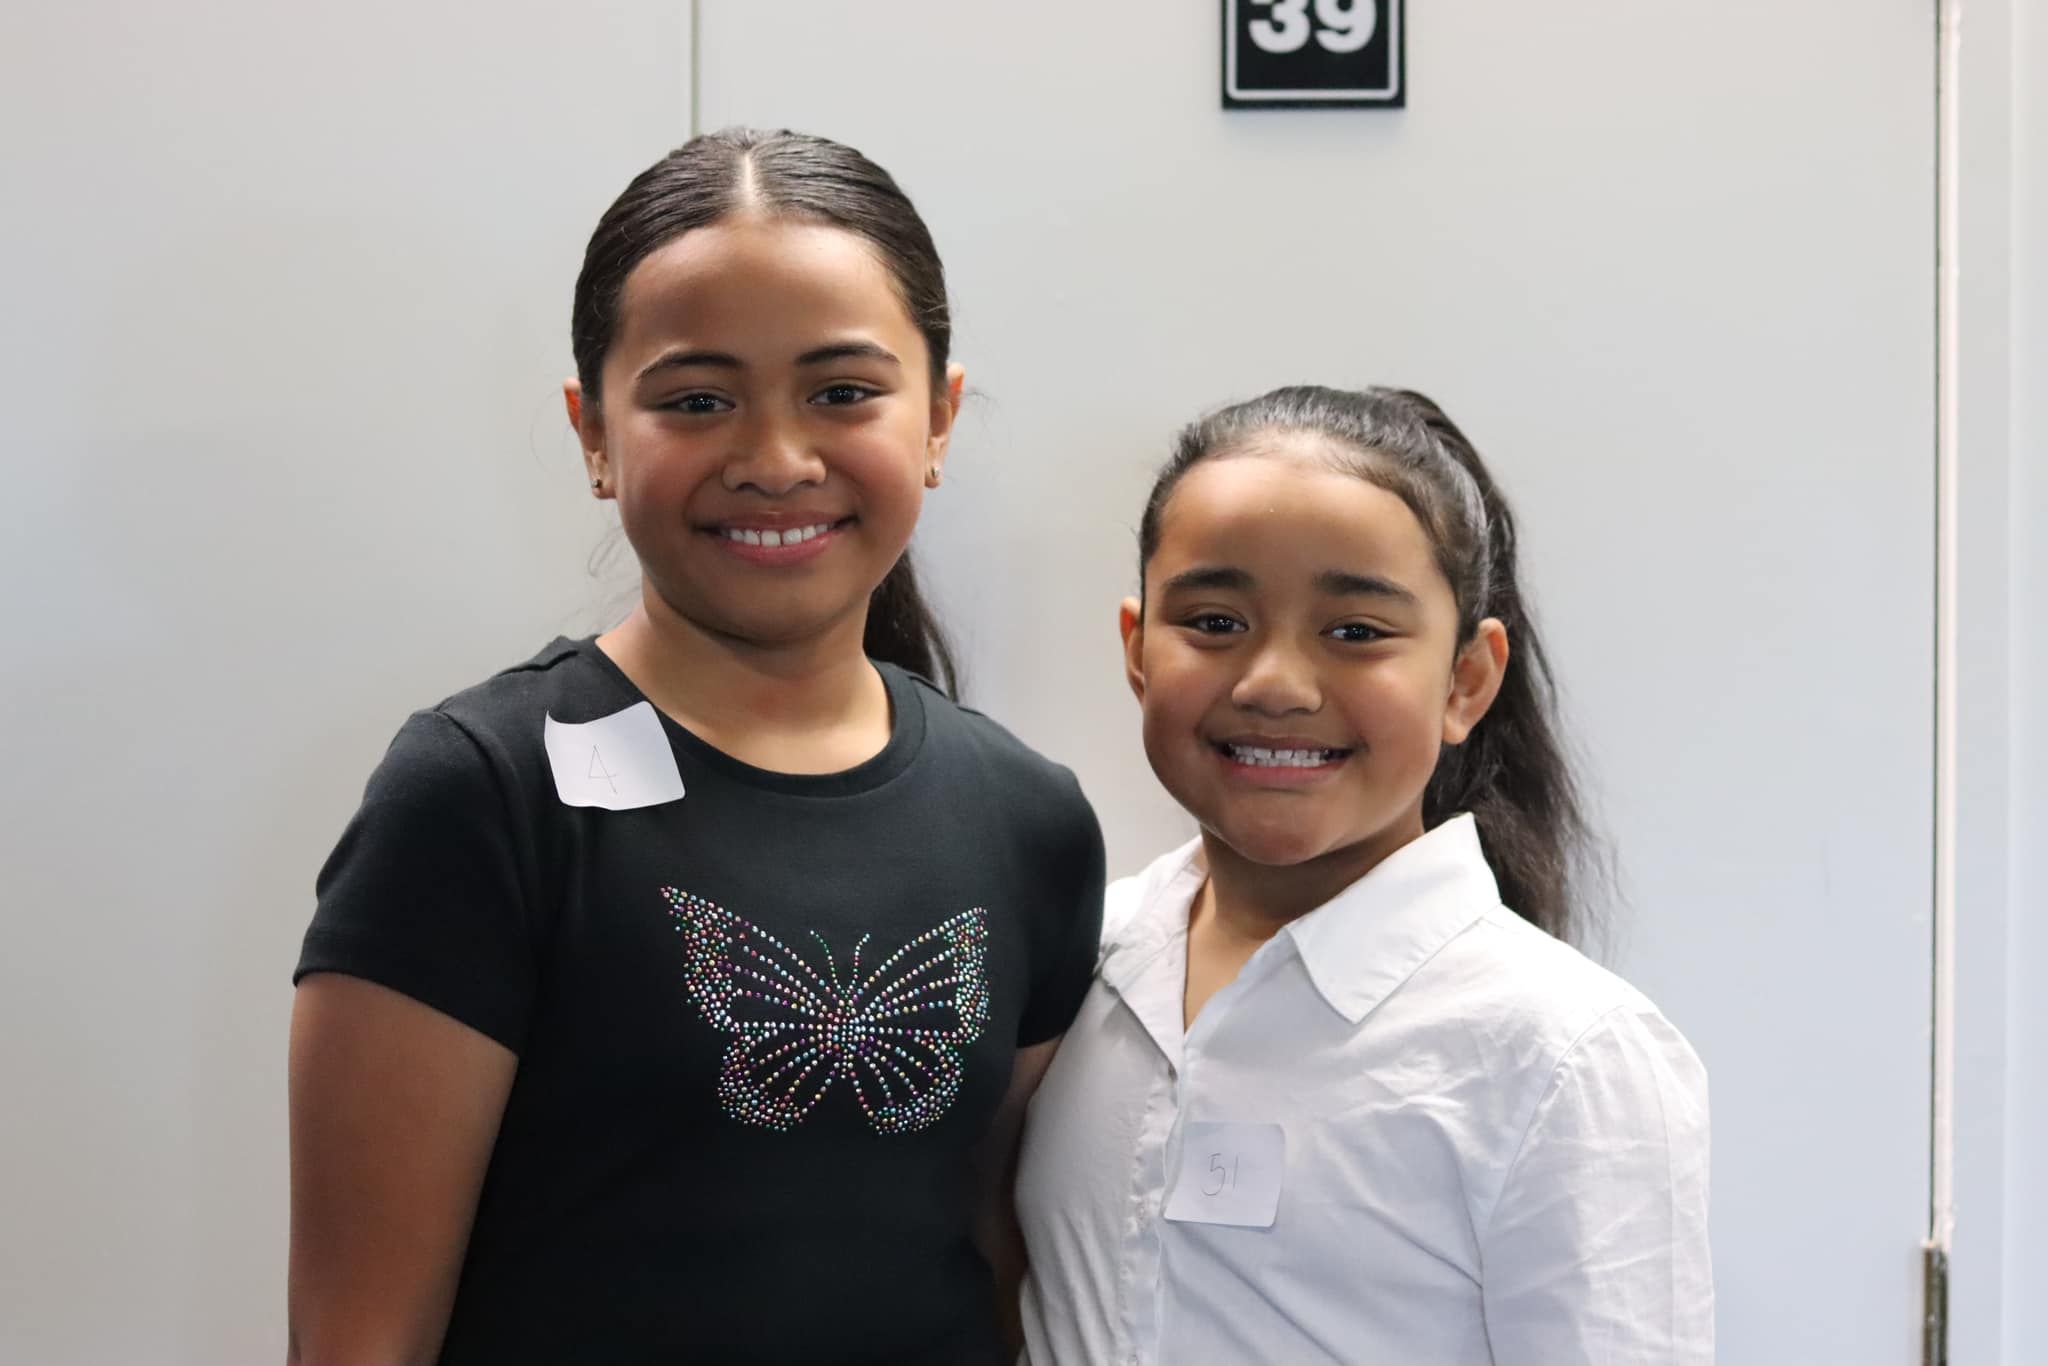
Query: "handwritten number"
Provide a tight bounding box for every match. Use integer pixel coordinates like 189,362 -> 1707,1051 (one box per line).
587,745 -> 619,795
1202,1152 -> 1242,1197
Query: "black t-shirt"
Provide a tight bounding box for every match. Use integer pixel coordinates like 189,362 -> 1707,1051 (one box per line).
296,638 -> 1105,1365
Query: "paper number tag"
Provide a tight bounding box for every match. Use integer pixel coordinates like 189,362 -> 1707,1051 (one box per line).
1163,1121 -> 1286,1229
542,703 -> 685,811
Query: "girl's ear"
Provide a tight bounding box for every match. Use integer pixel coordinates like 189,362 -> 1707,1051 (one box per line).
1119,596 -> 1146,704
565,379 -> 610,497
925,363 -> 966,486
1443,618 -> 1509,745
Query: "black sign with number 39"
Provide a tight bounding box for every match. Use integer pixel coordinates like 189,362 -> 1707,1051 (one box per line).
1223,0 -> 1404,108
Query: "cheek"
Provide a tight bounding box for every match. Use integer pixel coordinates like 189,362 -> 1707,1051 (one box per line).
616,470 -> 709,558
1139,652 -> 1228,740
616,426 -> 715,505
837,426 -> 930,515
1137,696 -> 1212,809
1346,665 -> 1455,753
849,404 -> 931,470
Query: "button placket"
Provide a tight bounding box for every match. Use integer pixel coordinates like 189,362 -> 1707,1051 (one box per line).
1123,1056 -> 1181,1351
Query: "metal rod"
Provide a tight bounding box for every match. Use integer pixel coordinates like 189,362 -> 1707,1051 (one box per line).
1928,0 -> 1962,1269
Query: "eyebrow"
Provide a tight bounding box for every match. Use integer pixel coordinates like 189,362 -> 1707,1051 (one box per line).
1316,570 -> 1422,606
1160,566 -> 1254,595
1159,564 -> 1422,606
634,340 -> 902,383
795,340 -> 901,368
635,349 -> 740,381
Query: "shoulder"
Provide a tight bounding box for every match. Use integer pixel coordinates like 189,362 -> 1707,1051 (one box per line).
1413,913 -> 1709,1234
1437,909 -> 1707,1103
429,637 -> 612,745
425,637 -> 624,766
896,668 -> 1097,825
364,638 -> 613,814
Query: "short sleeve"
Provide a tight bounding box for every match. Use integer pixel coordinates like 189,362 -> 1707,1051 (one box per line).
1015,771 -> 1107,1046
1479,1006 -> 1714,1364
294,709 -> 539,1052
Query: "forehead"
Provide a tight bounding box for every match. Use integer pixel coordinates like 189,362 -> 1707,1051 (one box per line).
610,215 -> 924,365
1152,450 -> 1443,588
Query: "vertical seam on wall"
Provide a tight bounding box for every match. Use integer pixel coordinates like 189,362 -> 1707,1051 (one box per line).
689,0 -> 703,138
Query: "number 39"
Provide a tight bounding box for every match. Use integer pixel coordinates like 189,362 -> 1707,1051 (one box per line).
1248,0 -> 1378,55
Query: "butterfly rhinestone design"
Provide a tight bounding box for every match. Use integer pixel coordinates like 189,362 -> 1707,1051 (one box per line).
663,889 -> 991,1134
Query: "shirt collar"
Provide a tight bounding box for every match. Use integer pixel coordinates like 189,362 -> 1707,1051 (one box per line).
1281,814 -> 1501,1024
1100,815 -> 1502,1028
1095,840 -> 1206,1068
1099,838 -> 1206,996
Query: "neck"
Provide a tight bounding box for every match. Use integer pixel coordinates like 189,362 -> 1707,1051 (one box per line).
596,581 -> 887,771
1196,814 -> 1426,943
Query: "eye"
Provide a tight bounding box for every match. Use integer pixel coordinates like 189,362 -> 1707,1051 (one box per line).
811,383 -> 879,407
1328,622 -> 1387,644
664,392 -> 732,416
1181,612 -> 1247,636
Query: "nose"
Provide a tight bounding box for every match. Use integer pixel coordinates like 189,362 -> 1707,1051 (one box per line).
721,408 -> 827,496
1230,635 -> 1323,717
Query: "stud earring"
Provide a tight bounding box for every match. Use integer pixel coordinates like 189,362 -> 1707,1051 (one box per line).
591,477 -> 603,490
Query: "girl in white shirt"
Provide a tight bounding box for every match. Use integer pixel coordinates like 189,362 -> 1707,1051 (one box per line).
1016,385 -> 1711,1365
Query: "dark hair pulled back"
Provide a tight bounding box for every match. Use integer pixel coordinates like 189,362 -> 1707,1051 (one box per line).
571,128 -> 958,695
1137,385 -> 1600,944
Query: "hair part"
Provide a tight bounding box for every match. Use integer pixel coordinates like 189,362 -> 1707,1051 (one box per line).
571,128 -> 958,696
1138,384 -> 1604,944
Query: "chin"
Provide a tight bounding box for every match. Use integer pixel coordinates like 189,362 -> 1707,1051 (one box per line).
1201,815 -> 1338,869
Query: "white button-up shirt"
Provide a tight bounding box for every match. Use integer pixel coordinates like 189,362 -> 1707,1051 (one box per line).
1016,816 -> 1711,1366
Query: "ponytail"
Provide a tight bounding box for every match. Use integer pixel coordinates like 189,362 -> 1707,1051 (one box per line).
1140,385 -> 1602,946
864,550 -> 959,699
1405,396 -> 1599,944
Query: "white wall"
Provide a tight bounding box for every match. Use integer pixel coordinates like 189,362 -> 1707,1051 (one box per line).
0,4 -> 683,1360
1951,2 -> 2016,1360
2003,0 -> 2048,1356
697,3 -> 1936,1361
15,3 -> 2040,1363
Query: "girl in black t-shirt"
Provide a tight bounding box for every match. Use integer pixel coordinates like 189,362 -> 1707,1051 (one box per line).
288,131 -> 1104,1366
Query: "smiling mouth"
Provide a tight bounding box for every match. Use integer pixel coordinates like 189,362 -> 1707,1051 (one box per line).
1214,742 -> 1354,768
709,516 -> 855,548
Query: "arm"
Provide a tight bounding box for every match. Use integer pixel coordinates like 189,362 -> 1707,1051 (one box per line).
975,1037 -> 1062,1358
287,974 -> 518,1366
982,771 -> 1102,1352
1479,1008 -> 1713,1365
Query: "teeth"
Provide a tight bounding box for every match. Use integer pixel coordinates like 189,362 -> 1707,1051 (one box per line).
1225,744 -> 1340,768
723,523 -> 831,547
